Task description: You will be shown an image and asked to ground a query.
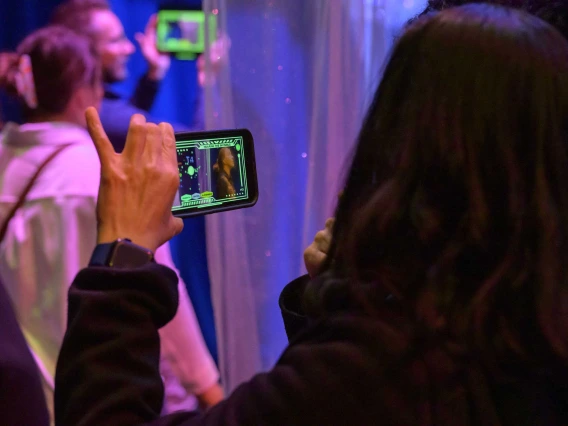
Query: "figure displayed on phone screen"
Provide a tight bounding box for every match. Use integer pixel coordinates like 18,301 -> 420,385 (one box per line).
171,129 -> 258,218
213,147 -> 236,198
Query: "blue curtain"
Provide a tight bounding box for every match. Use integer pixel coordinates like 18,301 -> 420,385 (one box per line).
0,0 -> 218,363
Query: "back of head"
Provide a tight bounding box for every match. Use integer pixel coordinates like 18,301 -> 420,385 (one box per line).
325,4 -> 568,366
50,0 -> 110,37
0,25 -> 100,119
408,0 -> 528,26
420,0 -> 527,15
416,0 -> 568,42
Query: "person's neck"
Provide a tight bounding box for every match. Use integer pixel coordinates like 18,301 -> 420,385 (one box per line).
27,112 -> 83,127
223,165 -> 232,176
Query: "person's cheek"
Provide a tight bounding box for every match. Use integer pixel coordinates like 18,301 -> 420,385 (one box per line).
101,49 -> 115,71
122,39 -> 135,55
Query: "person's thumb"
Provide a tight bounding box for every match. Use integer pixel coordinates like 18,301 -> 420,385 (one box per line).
135,32 -> 145,47
170,217 -> 184,239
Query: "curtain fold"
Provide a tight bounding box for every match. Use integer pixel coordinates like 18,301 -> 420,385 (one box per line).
202,0 -> 425,392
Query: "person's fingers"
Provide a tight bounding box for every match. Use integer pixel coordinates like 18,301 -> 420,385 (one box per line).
196,54 -> 205,72
159,122 -> 177,170
122,114 -> 148,161
146,14 -> 157,34
217,33 -> 231,49
135,32 -> 145,47
325,217 -> 335,231
85,107 -> 114,167
304,246 -> 326,278
314,230 -> 332,253
143,123 -> 162,164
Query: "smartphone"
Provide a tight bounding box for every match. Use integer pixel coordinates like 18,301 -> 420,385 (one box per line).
156,5 -> 217,57
172,129 -> 258,218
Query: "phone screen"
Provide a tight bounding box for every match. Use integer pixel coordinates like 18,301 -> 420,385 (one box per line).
156,8 -> 217,56
172,129 -> 258,218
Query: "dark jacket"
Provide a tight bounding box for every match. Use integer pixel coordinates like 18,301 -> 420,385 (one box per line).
278,274 -> 310,339
55,264 -> 568,426
0,279 -> 49,426
101,75 -> 203,152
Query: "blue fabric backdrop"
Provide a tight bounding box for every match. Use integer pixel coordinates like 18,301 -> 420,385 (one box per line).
0,0 -> 218,363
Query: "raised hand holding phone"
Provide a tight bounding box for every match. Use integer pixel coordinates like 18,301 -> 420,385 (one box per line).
86,107 -> 183,252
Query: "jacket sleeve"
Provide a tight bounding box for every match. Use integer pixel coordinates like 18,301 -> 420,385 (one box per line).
130,74 -> 160,113
54,267 -> 387,426
54,263 -> 180,426
278,274 -> 311,341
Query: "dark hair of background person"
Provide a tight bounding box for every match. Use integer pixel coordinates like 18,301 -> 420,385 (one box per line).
411,0 -> 568,38
314,3 -> 568,370
0,25 -> 100,120
49,0 -> 110,37
530,0 -> 568,40
419,0 -> 527,16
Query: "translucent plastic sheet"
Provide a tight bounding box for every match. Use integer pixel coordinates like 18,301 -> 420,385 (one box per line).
202,0 -> 425,392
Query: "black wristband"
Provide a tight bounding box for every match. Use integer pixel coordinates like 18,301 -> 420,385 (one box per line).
89,239 -> 154,269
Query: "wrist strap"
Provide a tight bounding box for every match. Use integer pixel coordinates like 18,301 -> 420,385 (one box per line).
89,242 -> 115,266
0,144 -> 72,243
89,239 -> 155,268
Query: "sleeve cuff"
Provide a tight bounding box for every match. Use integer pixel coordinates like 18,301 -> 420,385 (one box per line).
72,263 -> 179,328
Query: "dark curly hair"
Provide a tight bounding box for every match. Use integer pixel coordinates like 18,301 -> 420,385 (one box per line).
316,3 -> 568,375
0,26 -> 100,118
420,0 -> 527,15
412,0 -> 568,42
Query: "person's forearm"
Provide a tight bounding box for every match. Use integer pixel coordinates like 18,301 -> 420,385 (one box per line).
129,73 -> 160,112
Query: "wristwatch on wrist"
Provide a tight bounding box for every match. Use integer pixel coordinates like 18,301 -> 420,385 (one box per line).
89,238 -> 155,268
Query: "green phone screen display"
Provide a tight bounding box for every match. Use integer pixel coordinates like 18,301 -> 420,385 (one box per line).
173,136 -> 250,213
156,10 -> 217,56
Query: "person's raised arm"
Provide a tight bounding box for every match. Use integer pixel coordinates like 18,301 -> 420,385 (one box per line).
130,15 -> 171,112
